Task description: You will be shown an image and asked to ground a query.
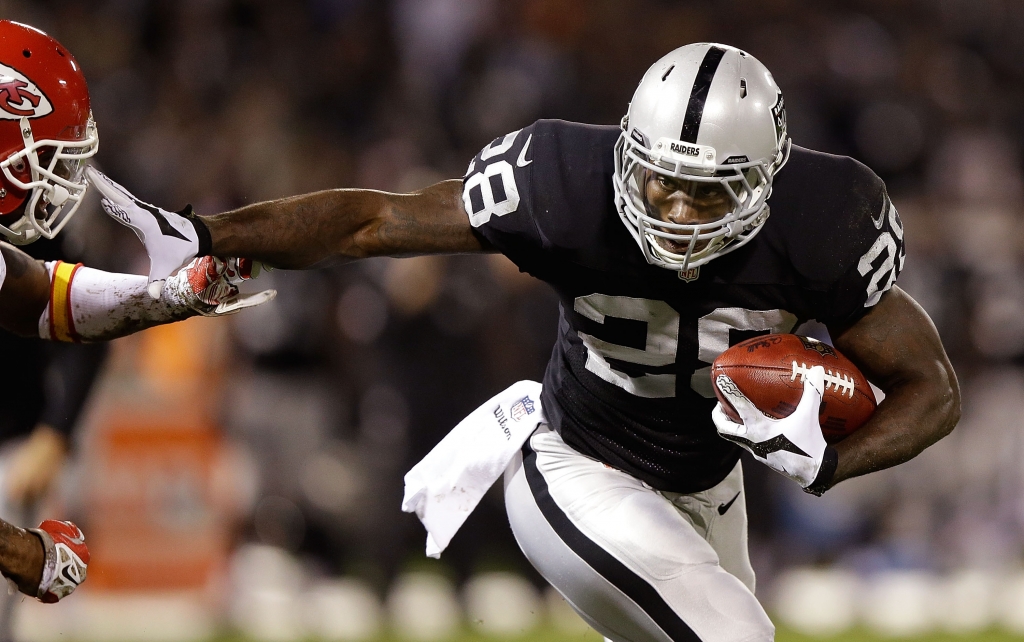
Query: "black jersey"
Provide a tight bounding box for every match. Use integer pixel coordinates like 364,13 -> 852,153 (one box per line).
463,119 -> 904,493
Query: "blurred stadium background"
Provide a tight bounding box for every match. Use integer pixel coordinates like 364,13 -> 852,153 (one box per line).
3,0 -> 1024,640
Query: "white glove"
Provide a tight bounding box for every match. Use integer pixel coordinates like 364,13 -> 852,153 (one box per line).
712,365 -> 837,493
87,167 -> 203,298
164,256 -> 276,316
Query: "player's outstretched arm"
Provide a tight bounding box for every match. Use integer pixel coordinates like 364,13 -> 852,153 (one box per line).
205,180 -> 483,267
0,243 -> 275,342
88,168 -> 484,289
826,285 -> 960,487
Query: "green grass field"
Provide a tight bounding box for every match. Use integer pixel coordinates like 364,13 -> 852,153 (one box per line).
211,625 -> 1024,642
775,627 -> 1024,642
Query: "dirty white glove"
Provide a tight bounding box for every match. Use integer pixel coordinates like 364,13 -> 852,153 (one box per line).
88,167 -> 205,298
165,256 -> 275,316
712,365 -> 838,494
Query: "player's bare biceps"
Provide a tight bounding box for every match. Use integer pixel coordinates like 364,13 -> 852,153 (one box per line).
0,244 -> 49,337
825,286 -> 960,485
204,179 -> 487,269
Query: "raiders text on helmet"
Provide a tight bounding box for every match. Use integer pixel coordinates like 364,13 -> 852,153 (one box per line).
613,43 -> 790,271
0,20 -> 98,244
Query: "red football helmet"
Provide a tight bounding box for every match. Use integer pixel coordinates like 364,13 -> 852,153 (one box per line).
0,20 -> 98,244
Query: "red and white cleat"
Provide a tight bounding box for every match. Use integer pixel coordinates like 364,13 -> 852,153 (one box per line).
28,520 -> 88,603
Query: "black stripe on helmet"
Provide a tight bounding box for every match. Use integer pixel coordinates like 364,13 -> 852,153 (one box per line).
679,46 -> 727,143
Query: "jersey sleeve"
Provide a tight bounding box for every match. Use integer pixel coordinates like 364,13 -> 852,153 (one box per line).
779,152 -> 906,325
821,170 -> 905,325
462,124 -> 544,273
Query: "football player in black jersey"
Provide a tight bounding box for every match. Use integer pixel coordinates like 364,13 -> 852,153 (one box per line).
100,43 -> 959,642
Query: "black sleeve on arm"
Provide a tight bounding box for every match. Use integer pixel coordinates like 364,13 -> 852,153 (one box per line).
38,342 -> 109,439
462,123 -> 544,274
785,153 -> 906,326
825,187 -> 906,326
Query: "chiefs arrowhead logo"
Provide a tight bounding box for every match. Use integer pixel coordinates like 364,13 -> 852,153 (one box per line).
0,63 -> 52,120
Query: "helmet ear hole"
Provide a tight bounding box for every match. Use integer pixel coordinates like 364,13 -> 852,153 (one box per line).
22,49 -> 31,58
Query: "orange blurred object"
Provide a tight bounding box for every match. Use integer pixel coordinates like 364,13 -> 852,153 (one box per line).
80,316 -> 235,591
84,418 -> 228,590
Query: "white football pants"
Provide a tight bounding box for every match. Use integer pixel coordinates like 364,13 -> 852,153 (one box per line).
504,426 -> 774,642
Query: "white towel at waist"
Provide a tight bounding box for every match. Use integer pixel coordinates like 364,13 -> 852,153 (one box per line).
401,380 -> 544,558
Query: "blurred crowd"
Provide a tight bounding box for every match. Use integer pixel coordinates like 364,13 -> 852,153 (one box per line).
6,0 -> 1024,630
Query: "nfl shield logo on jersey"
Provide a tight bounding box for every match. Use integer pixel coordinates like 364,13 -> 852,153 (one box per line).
678,266 -> 700,282
510,396 -> 536,421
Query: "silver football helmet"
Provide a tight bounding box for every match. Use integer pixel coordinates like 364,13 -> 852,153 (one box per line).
613,43 -> 790,271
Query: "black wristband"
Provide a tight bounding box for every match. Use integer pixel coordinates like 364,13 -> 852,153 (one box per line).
180,204 -> 212,257
804,445 -> 838,496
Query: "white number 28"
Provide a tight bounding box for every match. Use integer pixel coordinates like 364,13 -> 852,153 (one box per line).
574,294 -> 797,399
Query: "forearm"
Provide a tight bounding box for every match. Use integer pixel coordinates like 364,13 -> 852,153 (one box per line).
203,180 -> 480,268
38,262 -> 196,342
831,369 -> 960,485
0,519 -> 43,596
203,189 -> 391,268
825,287 -> 961,489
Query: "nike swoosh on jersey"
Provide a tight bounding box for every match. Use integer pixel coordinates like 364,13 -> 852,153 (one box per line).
516,134 -> 533,167
871,200 -> 887,229
718,491 -> 741,515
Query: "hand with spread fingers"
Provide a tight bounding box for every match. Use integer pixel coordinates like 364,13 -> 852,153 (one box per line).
87,167 -> 204,298
711,364 -> 837,494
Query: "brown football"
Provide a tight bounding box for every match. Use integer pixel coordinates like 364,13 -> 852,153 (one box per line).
711,334 -> 876,444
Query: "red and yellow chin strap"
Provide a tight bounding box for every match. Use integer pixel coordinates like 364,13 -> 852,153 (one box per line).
48,260 -> 83,343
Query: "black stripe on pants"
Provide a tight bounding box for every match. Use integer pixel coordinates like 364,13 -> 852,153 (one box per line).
521,443 -> 703,642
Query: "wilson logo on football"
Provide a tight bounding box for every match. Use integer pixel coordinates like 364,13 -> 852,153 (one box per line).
0,63 -> 52,120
